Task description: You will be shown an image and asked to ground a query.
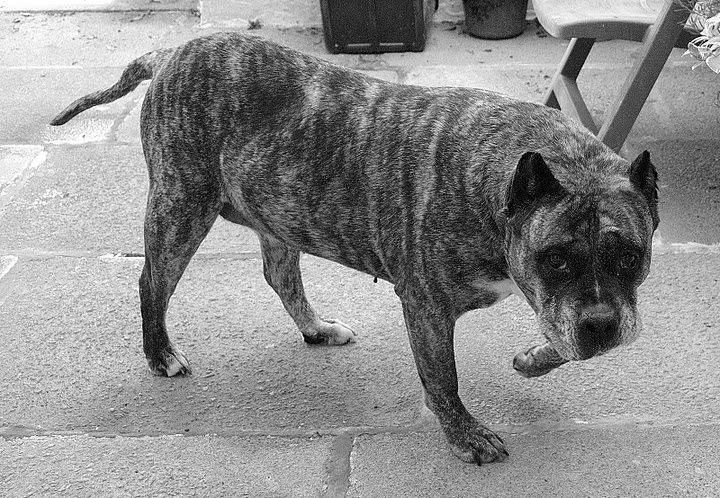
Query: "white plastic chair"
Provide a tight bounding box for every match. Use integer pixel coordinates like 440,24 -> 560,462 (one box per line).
534,0 -> 694,152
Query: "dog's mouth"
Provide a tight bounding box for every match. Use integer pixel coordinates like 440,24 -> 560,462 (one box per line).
520,300 -> 641,377
514,320 -> 635,377
548,335 -> 616,362
512,337 -> 609,378
535,320 -> 580,362
537,302 -> 637,360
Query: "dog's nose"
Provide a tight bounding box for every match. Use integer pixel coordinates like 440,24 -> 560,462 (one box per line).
577,306 -> 619,359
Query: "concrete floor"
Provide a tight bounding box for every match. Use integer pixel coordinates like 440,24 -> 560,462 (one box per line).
1,1 -> 720,497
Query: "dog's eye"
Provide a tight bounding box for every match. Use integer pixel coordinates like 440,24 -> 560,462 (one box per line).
619,252 -> 639,271
547,252 -> 568,271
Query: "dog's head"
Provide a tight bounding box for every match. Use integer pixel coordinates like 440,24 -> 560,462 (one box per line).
502,150 -> 658,361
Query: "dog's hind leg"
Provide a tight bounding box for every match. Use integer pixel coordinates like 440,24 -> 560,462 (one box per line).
139,167 -> 222,377
259,234 -> 357,346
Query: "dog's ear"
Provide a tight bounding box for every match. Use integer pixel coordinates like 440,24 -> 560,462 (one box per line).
504,152 -> 563,219
628,150 -> 659,230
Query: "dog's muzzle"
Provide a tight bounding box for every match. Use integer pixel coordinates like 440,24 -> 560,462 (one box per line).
575,304 -> 621,360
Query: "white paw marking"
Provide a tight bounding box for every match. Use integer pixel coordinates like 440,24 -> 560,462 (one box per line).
149,348 -> 191,377
323,319 -> 357,345
164,350 -> 190,376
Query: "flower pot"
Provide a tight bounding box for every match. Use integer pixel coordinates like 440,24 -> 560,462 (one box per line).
463,0 -> 529,39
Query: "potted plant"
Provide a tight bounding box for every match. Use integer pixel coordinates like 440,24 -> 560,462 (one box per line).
463,0 -> 530,39
678,0 -> 720,72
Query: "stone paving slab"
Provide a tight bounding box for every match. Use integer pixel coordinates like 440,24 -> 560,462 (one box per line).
348,424 -> 720,498
577,65 -> 720,144
0,0 -> 197,13
0,144 -> 259,254
6,10 -> 692,72
0,255 -> 419,434
0,11 -> 200,69
0,145 -> 46,204
650,139 -> 720,245
0,67 -> 130,145
1,433 -> 332,498
201,0 -> 322,29
458,250 -> 720,427
0,144 -> 149,254
2,3 -> 720,496
1,252 -> 719,436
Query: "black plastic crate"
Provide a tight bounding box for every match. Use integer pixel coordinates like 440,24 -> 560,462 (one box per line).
320,0 -> 436,54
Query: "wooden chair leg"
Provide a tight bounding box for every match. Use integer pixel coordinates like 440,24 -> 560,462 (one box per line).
597,1 -> 692,152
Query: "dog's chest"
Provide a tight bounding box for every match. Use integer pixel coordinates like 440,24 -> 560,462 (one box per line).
477,277 -> 528,306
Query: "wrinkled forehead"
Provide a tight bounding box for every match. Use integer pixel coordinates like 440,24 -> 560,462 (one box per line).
595,191 -> 654,245
528,189 -> 653,247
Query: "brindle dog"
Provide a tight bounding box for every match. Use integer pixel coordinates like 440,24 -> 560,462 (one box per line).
51,32 -> 658,464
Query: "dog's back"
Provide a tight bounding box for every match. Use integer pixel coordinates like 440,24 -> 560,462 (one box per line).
52,32 -> 630,282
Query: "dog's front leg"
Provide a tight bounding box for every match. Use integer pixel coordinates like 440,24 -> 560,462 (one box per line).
399,292 -> 508,465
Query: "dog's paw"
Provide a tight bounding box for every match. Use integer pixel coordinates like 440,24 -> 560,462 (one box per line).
147,346 -> 192,377
303,319 -> 357,346
446,420 -> 508,465
513,343 -> 567,378
323,319 -> 357,345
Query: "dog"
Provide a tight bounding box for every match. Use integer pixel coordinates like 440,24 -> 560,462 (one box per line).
51,32 -> 659,465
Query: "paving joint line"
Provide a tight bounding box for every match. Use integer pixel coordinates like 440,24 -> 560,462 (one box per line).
324,431 -> 354,498
3,417 -> 719,441
0,250 -> 263,260
0,8 -> 196,15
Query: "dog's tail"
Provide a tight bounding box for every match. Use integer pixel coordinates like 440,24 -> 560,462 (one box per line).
49,48 -> 175,126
